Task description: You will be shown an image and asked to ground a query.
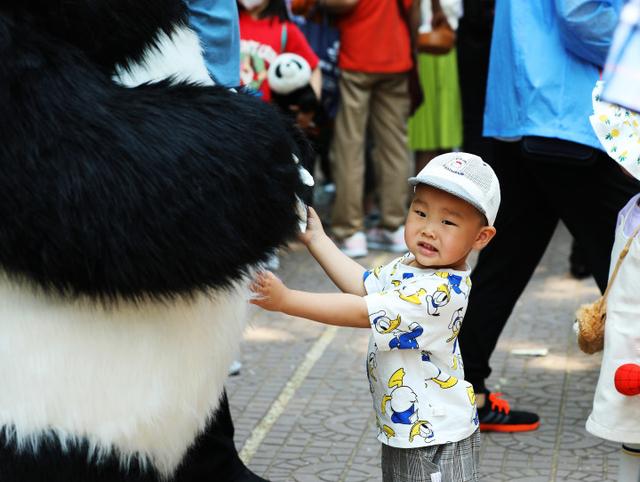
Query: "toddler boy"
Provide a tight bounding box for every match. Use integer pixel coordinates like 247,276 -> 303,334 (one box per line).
251,152 -> 500,481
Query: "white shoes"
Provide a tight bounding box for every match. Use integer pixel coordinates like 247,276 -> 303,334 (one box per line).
367,226 -> 407,253
338,227 -> 407,258
265,252 -> 280,271
228,360 -> 242,376
338,231 -> 368,258
260,251 -> 280,271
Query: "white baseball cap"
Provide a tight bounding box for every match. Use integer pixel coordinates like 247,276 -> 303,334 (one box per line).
408,152 -> 501,225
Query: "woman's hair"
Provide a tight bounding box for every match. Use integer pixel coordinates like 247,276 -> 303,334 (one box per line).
239,0 -> 290,22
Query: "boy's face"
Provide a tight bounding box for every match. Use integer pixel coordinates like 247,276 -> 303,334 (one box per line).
405,185 -> 496,270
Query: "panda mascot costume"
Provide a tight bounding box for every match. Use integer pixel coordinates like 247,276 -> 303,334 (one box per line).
0,1 -> 309,481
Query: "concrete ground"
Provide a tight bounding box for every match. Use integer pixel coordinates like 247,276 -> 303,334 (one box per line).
227,222 -> 618,482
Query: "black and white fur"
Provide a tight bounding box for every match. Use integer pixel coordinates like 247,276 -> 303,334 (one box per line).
0,1 -> 307,480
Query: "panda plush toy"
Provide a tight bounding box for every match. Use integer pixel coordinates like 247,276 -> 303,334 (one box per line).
0,1 -> 308,481
268,53 -> 320,119
267,53 -> 322,201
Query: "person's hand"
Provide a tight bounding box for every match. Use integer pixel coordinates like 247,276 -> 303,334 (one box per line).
299,206 -> 327,247
290,0 -> 316,16
431,7 -> 451,30
288,105 -> 316,131
250,271 -> 288,312
295,110 -> 316,131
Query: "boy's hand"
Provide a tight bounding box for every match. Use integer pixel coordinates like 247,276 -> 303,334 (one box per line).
299,207 -> 326,247
250,271 -> 288,312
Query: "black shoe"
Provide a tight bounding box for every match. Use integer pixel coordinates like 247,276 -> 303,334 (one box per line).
569,242 -> 591,279
478,391 -> 540,433
233,467 -> 270,482
570,261 -> 591,279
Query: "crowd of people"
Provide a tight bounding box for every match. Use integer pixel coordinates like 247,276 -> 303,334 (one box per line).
188,1 -> 640,481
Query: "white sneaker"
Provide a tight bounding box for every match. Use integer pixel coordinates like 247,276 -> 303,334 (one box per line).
338,231 -> 368,258
228,360 -> 242,376
265,252 -> 280,271
367,226 -> 407,253
322,182 -> 336,194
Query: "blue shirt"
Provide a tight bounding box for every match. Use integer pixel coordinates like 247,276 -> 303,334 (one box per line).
484,0 -> 622,149
187,0 -> 240,86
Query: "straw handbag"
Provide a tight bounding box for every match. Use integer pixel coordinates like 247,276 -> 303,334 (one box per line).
576,223 -> 640,354
417,25 -> 456,55
416,0 -> 460,55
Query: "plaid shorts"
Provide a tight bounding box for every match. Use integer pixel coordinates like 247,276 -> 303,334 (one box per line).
381,430 -> 480,482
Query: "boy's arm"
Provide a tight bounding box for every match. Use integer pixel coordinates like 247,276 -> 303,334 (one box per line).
300,208 -> 367,296
251,271 -> 370,328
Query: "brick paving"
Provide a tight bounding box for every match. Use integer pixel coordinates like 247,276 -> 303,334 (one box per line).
227,223 -> 618,481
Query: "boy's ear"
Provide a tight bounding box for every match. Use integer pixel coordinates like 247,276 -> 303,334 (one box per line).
473,226 -> 497,250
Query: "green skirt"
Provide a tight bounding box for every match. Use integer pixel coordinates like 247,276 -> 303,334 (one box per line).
408,49 -> 463,151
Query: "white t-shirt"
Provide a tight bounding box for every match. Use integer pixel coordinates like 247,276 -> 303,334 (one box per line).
363,254 -> 479,448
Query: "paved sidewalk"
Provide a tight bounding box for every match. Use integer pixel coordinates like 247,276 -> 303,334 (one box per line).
227,223 -> 618,482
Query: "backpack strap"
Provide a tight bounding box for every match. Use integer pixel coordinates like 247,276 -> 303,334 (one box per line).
602,222 -> 640,305
280,22 -> 288,53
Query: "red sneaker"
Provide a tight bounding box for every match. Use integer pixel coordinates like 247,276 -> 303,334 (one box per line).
478,392 -> 540,433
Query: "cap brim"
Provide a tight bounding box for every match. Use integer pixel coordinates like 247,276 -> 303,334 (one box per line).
408,175 -> 490,224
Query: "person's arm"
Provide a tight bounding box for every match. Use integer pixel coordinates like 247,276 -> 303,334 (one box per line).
554,0 -> 619,66
300,207 -> 367,295
310,66 -> 322,100
320,0 -> 359,14
186,0 -> 240,86
251,271 -> 370,327
410,0 -> 422,45
430,0 -> 448,29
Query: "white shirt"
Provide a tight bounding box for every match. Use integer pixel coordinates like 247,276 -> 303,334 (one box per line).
363,254 -> 479,448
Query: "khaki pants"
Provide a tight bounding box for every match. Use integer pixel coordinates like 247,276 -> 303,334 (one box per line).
330,70 -> 411,240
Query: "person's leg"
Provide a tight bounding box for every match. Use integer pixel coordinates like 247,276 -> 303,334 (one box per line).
457,0 -> 495,163
431,430 -> 481,482
458,142 -> 558,431
569,239 -> 591,279
459,141 -> 559,395
414,150 -> 444,175
619,444 -> 640,482
330,70 -> 373,241
548,151 -> 639,292
409,51 -> 462,174
317,119 -> 334,184
381,444 -> 441,482
174,391 -> 269,481
368,72 -> 411,233
381,431 -> 480,482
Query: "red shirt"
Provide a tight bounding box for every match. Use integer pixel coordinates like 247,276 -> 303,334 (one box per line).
337,0 -> 413,73
239,12 -> 319,102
